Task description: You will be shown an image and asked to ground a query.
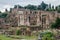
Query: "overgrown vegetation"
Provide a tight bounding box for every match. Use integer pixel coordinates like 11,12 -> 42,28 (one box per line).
51,17 -> 60,29
39,32 -> 55,40
0,13 -> 8,18
16,30 -> 21,35
0,35 -> 13,40
13,1 -> 60,12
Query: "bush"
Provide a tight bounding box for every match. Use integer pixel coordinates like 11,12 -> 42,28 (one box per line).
16,30 -> 21,35
51,17 -> 60,29
0,13 -> 8,18
40,31 -> 55,40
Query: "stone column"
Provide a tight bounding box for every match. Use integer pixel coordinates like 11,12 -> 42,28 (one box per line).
18,15 -> 20,26
37,11 -> 40,26
26,12 -> 30,26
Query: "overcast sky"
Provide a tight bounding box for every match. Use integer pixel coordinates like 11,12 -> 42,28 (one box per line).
0,0 -> 60,12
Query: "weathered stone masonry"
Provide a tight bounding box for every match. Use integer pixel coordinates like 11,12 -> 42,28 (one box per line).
7,8 -> 59,31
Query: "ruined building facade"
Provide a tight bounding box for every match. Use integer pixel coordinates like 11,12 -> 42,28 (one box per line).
5,8 -> 60,31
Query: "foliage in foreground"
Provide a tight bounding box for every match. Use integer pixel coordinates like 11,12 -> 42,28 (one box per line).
0,35 -> 13,40
40,31 -> 55,40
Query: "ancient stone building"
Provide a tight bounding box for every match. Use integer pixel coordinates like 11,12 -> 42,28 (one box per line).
0,7 -> 60,35
5,7 -> 59,32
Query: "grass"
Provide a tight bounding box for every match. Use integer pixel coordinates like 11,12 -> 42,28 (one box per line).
9,35 -> 37,40
0,35 -> 37,40
0,35 -> 13,40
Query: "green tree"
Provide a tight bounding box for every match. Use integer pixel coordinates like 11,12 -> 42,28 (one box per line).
0,13 -> 8,18
57,5 -> 60,13
38,5 -> 42,10
40,32 -> 55,40
49,4 -> 51,9
0,11 -> 2,13
51,17 -> 60,29
46,4 -> 51,11
16,30 -> 21,35
55,6 -> 58,11
51,5 -> 55,11
5,9 -> 8,12
38,1 -> 48,10
24,4 -> 37,10
10,8 -> 12,13
14,5 -> 23,9
55,5 -> 60,13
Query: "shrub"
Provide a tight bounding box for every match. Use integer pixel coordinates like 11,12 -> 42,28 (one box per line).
16,30 -> 21,35
39,31 -> 55,40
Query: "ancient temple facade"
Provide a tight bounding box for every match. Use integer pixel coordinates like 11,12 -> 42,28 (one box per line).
8,8 -> 59,31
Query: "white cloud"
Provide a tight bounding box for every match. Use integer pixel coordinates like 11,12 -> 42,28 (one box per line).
0,0 -> 60,12
15,0 -> 60,6
0,5 -> 14,12
44,0 -> 60,6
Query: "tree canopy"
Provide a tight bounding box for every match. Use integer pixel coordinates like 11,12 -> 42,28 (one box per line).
38,1 -> 48,10
0,13 -> 8,18
51,17 -> 60,29
24,4 -> 37,10
14,5 -> 23,9
12,1 -> 60,12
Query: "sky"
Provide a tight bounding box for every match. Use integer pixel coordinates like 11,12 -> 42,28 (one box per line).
0,0 -> 60,12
